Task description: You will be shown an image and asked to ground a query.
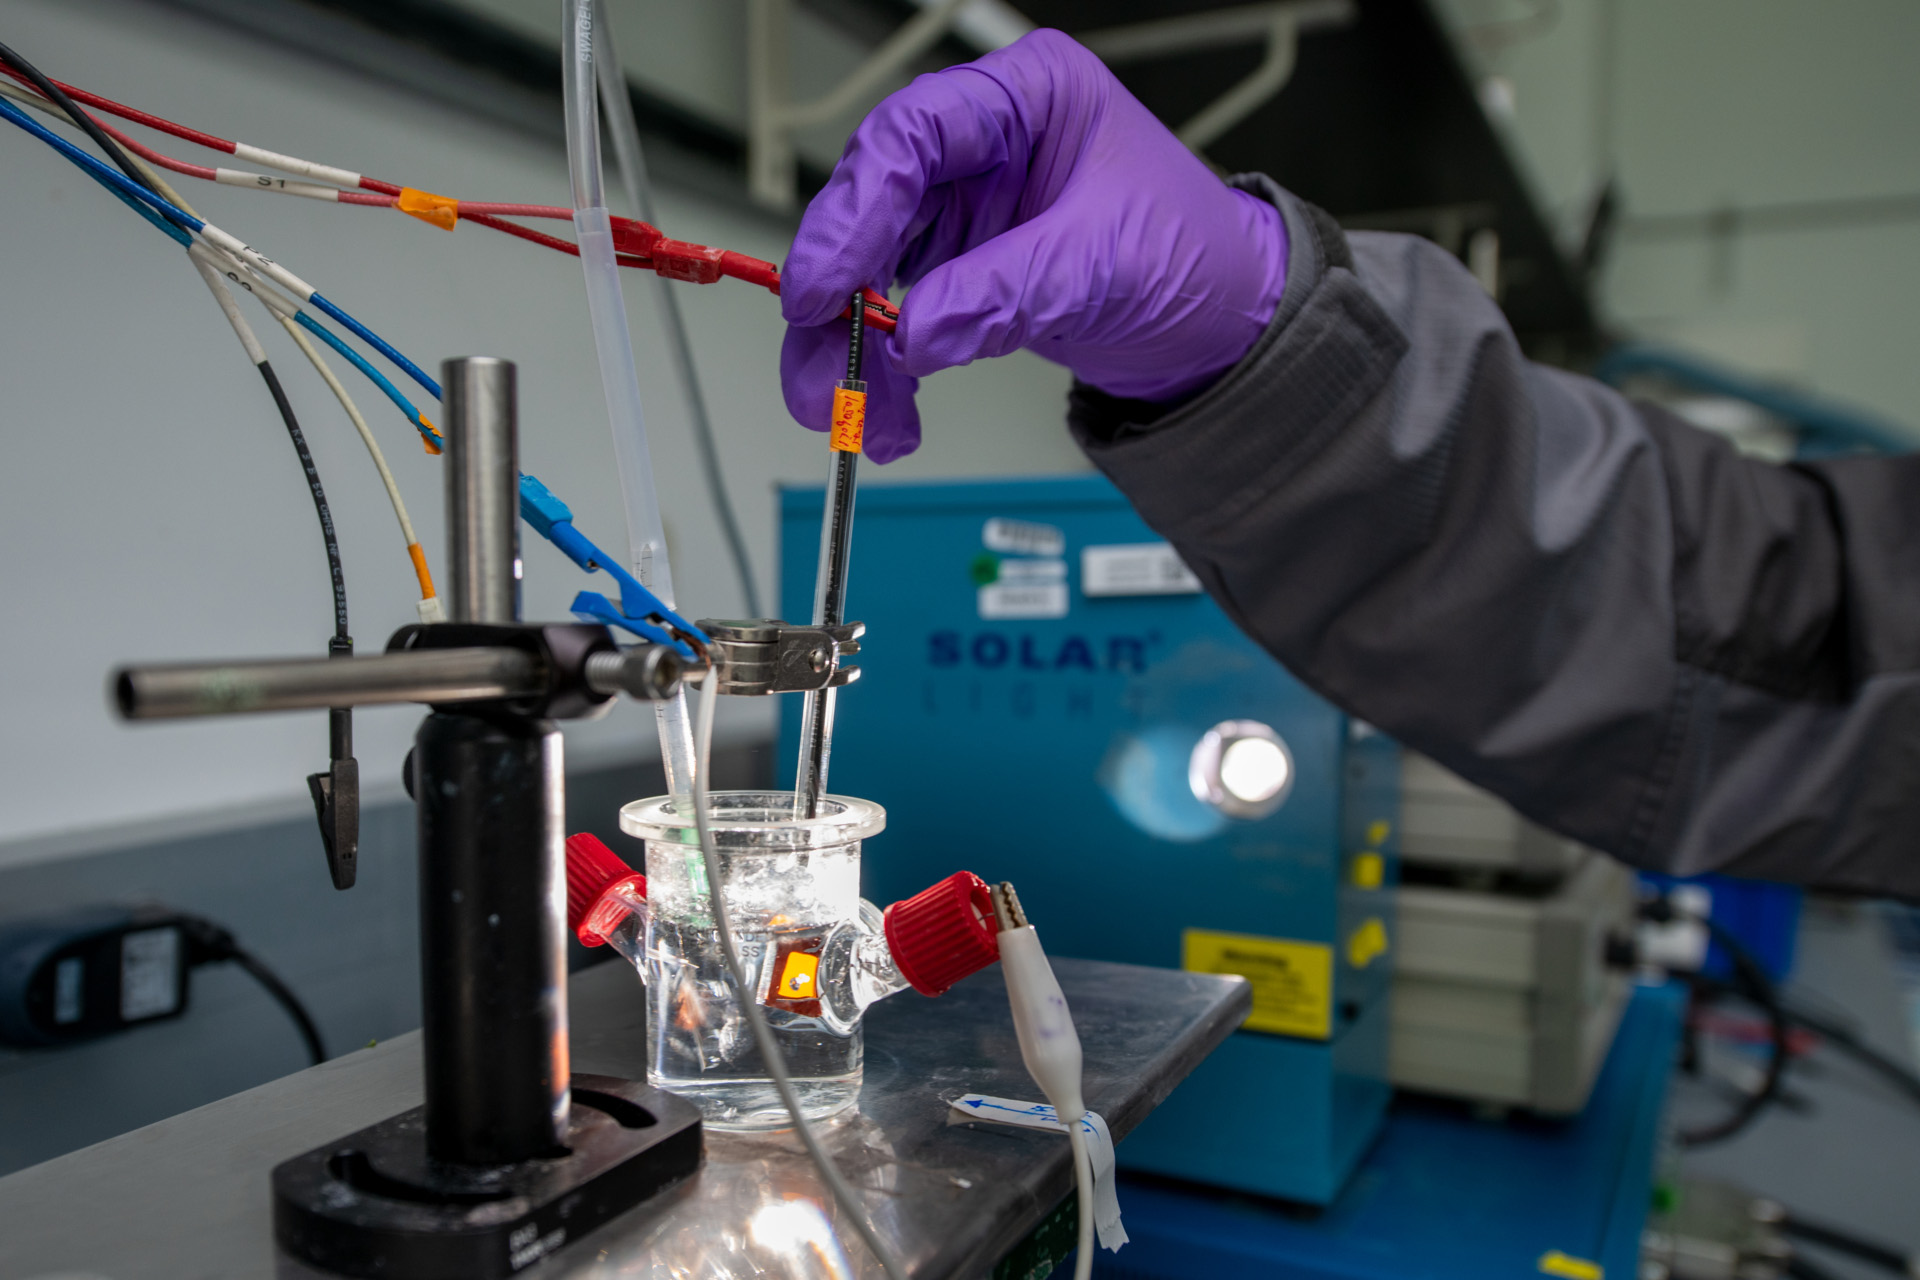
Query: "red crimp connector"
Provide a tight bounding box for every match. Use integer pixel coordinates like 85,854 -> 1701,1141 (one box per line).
608,215 -> 663,260
649,238 -> 726,283
606,215 -> 897,332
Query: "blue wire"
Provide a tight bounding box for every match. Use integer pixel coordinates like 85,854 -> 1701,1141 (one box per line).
0,99 -> 187,249
3,94 -> 673,635
294,312 -> 442,447
99,172 -> 193,248
0,98 -> 441,410
0,96 -> 200,232
310,294 -> 441,401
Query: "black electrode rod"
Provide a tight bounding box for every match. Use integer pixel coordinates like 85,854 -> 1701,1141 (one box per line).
796,296 -> 864,818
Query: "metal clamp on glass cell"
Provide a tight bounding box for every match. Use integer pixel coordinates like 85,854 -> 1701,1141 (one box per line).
694,618 -> 862,696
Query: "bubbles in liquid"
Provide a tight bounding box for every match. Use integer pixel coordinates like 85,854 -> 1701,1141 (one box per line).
646,839 -> 864,1130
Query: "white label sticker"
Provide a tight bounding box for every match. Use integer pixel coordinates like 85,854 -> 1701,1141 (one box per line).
950,1094 -> 1129,1251
1081,543 -> 1203,597
120,926 -> 181,1021
53,956 -> 83,1025
984,517 -> 1065,558
996,557 -> 1067,584
979,582 -> 1069,620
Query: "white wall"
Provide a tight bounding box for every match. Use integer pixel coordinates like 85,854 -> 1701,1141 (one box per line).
0,0 -> 1081,862
1435,0 -> 1920,433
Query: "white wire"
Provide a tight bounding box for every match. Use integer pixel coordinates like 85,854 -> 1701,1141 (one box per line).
274,313 -> 420,549
189,248 -> 266,366
688,677 -> 910,1280
1068,1123 -> 1095,1280
2,79 -> 204,221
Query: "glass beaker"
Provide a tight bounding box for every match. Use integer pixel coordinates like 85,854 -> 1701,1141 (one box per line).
619,790 -> 885,1130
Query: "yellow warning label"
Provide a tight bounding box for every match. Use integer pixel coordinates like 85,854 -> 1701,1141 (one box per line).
1183,929 -> 1332,1040
1351,851 -> 1384,890
1346,917 -> 1389,969
777,951 -> 820,998
829,386 -> 866,453
1537,1250 -> 1603,1280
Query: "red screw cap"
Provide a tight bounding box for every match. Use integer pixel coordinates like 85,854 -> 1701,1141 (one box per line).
883,871 -> 1001,997
565,833 -> 646,947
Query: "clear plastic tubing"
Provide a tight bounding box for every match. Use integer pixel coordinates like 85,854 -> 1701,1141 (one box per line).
562,0 -> 696,793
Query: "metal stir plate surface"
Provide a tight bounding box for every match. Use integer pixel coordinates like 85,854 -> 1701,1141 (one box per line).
0,957 -> 1249,1278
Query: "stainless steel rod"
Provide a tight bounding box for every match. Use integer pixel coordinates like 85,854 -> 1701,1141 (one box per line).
114,648 -> 540,720
443,357 -> 520,624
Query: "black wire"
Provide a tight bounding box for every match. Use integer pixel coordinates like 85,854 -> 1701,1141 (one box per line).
1780,999 -> 1920,1108
177,915 -> 327,1066
846,291 -> 866,384
257,362 -> 349,641
1782,1216 -> 1915,1275
1680,915 -> 1792,1145
1647,899 -> 1794,1147
1782,1252 -> 1848,1280
230,949 -> 328,1066
3,47 -> 345,654
0,40 -> 173,214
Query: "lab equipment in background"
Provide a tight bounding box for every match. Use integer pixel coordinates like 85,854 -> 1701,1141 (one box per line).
781,473 -> 1399,1205
1642,1176 -> 1920,1280
1102,984 -> 1686,1280
0,905 -> 324,1064
112,359 -> 700,1279
569,808 -> 1003,1129
1641,870 -> 1802,985
1390,752 -> 1638,1114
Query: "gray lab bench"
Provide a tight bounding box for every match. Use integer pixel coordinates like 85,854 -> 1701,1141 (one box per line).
0,956 -> 1250,1278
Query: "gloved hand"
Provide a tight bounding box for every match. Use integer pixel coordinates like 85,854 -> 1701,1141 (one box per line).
780,28 -> 1289,463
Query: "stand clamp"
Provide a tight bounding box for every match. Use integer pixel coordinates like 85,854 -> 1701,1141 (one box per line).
109,358 -> 703,1279
696,617 -> 862,696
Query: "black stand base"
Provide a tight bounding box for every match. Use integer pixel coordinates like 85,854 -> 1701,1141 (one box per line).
273,1075 -> 702,1279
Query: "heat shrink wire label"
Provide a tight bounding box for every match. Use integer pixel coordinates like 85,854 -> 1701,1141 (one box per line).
830,380 -> 866,453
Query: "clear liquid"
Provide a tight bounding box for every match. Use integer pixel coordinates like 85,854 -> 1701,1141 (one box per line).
645,837 -> 863,1130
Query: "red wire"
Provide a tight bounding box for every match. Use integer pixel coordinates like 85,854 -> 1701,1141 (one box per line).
5,66 -> 902,328
0,63 -> 235,154
97,114 -> 216,180
459,202 -> 572,220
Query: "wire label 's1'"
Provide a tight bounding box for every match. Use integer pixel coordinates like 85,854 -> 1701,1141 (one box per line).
830,382 -> 866,453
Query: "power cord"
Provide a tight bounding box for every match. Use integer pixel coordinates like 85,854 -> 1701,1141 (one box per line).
1776,997 -> 1920,1110
176,914 -> 327,1066
1770,1207 -> 1920,1277
1638,895 -> 1793,1147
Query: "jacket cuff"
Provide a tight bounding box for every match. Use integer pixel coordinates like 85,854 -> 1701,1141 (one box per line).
1066,178 -> 1408,544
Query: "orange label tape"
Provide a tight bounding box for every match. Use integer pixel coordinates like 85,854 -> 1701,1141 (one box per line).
396,187 -> 459,231
829,385 -> 866,453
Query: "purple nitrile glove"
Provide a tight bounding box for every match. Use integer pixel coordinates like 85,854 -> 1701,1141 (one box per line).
780,28 -> 1289,463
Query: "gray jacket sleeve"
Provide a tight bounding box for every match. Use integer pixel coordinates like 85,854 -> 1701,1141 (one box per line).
1067,176 -> 1920,901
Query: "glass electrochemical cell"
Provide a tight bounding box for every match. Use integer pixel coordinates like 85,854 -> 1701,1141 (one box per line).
624,792 -> 880,1130
579,795 -> 1000,1130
